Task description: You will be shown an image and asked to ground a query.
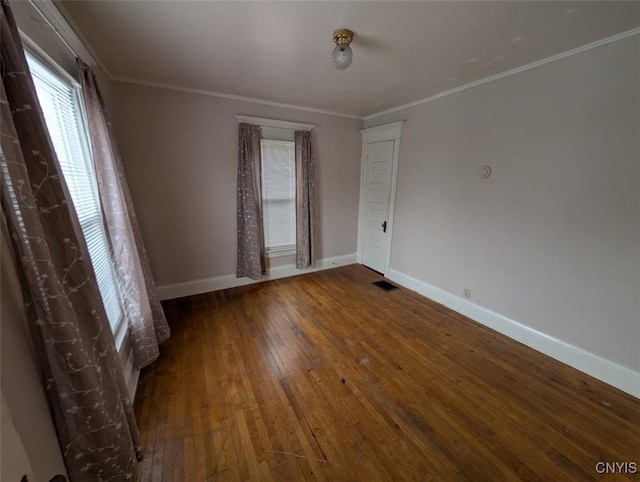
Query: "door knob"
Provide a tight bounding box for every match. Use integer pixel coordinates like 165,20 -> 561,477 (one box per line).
382,221 -> 387,233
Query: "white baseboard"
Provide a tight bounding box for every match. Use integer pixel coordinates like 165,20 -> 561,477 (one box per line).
157,253 -> 357,301
387,268 -> 640,398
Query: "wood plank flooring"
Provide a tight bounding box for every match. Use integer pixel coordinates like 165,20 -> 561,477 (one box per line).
134,265 -> 640,481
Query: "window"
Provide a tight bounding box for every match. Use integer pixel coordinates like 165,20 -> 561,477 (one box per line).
26,52 -> 124,333
236,115 -> 315,257
261,137 -> 296,252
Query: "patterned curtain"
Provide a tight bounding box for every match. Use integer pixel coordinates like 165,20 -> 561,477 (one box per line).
295,130 -> 315,268
1,1 -> 141,480
78,60 -> 169,369
236,123 -> 266,280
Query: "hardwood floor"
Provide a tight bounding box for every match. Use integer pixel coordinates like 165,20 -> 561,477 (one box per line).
134,265 -> 639,481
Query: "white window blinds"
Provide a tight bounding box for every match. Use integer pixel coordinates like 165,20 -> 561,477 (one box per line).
260,139 -> 296,249
26,52 -> 123,331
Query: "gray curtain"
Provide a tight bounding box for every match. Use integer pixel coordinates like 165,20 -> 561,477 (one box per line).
237,123 -> 266,279
78,60 -> 169,369
295,130 -> 315,268
1,1 -> 140,480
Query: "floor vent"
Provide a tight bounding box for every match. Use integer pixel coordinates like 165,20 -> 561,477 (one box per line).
372,280 -> 399,292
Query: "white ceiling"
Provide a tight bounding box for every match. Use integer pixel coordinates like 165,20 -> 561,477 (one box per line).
58,1 -> 639,118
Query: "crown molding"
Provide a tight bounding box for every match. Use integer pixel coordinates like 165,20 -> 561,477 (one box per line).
365,27 -> 640,121
111,75 -> 363,121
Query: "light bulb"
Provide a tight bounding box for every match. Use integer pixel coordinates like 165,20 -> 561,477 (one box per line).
332,44 -> 352,70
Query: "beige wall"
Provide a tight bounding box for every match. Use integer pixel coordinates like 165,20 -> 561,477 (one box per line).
1,240 -> 68,481
365,37 -> 639,371
112,82 -> 363,287
1,393 -> 35,481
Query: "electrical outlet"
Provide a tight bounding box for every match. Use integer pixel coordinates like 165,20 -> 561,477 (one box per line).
463,288 -> 471,299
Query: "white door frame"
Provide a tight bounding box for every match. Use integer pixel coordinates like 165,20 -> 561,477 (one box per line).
357,121 -> 404,276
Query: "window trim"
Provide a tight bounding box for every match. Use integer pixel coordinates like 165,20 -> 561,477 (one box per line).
236,115 -> 314,255
21,33 -> 78,86
267,245 -> 296,258
25,49 -> 128,349
234,115 -> 315,132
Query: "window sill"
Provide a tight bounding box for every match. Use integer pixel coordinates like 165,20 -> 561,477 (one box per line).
267,246 -> 296,258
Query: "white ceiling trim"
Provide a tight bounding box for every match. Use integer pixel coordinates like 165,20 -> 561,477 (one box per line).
365,27 -> 640,121
111,75 -> 363,120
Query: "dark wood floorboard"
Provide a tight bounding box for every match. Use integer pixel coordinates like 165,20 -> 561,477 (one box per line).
134,264 -> 640,481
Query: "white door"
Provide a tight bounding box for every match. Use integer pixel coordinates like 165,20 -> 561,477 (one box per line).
360,140 -> 394,273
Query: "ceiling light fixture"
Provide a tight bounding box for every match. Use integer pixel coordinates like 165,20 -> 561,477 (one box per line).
332,29 -> 354,70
